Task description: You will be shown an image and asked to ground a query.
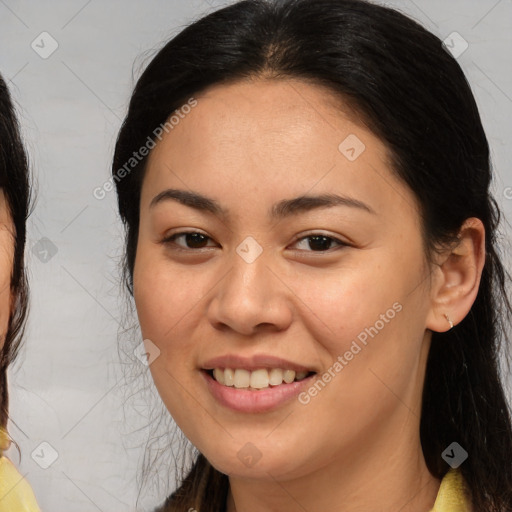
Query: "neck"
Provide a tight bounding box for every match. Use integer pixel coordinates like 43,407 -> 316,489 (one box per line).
225,422 -> 440,512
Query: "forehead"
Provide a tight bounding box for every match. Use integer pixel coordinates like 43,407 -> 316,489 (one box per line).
142,78 -> 416,222
155,77 -> 373,162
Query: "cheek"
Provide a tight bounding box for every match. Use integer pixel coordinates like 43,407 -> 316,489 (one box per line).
132,250 -> 204,427
289,258 -> 408,353
289,255 -> 425,417
132,246 -> 211,365
134,245 -> 190,326
0,236 -> 14,347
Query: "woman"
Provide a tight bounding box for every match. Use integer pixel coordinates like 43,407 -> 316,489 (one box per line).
112,0 -> 512,510
0,75 -> 40,510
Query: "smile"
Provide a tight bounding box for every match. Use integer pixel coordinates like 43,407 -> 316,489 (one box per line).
202,368 -> 317,413
209,367 -> 314,390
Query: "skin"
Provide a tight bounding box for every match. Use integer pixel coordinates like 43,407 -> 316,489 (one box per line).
133,78 -> 485,511
0,190 -> 14,351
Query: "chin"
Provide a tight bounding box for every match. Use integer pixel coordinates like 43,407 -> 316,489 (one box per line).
205,444 -> 310,482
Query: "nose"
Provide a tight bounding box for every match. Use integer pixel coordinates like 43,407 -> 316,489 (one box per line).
206,247 -> 293,336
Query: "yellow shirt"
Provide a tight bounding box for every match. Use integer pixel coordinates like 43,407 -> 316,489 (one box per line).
0,456 -> 41,512
429,468 -> 472,511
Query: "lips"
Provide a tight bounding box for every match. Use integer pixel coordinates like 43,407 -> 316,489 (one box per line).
201,353 -> 317,374
200,353 -> 318,412
201,369 -> 316,413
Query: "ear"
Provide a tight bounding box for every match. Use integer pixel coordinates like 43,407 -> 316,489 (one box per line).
426,217 -> 486,332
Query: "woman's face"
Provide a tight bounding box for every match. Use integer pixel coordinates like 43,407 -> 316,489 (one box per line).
0,190 -> 14,349
133,78 -> 436,481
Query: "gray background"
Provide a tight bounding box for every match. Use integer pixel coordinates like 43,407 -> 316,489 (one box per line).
1,0 -> 511,511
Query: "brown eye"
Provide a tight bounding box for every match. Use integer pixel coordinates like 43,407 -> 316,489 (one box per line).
162,231 -> 215,250
292,234 -> 346,252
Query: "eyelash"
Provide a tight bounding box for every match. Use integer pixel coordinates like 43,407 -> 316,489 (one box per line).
160,231 -> 348,253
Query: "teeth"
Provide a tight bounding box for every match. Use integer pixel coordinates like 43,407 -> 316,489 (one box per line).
283,369 -> 295,384
211,368 -> 311,389
233,369 -> 250,388
269,368 -> 283,386
213,368 -> 225,385
250,369 -> 270,389
224,368 -> 234,386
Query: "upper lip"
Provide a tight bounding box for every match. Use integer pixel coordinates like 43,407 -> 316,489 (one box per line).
202,354 -> 316,373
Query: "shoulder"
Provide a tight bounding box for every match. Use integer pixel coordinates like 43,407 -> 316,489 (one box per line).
429,468 -> 472,512
0,455 -> 41,512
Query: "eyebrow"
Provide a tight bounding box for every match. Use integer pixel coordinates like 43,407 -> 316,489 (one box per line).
149,188 -> 375,219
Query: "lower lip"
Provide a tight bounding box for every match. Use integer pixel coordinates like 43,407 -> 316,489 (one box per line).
201,370 -> 316,413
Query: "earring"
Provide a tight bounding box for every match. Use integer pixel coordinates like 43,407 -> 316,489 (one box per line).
444,313 -> 454,329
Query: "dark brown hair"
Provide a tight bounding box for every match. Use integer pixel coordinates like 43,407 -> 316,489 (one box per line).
0,74 -> 31,433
